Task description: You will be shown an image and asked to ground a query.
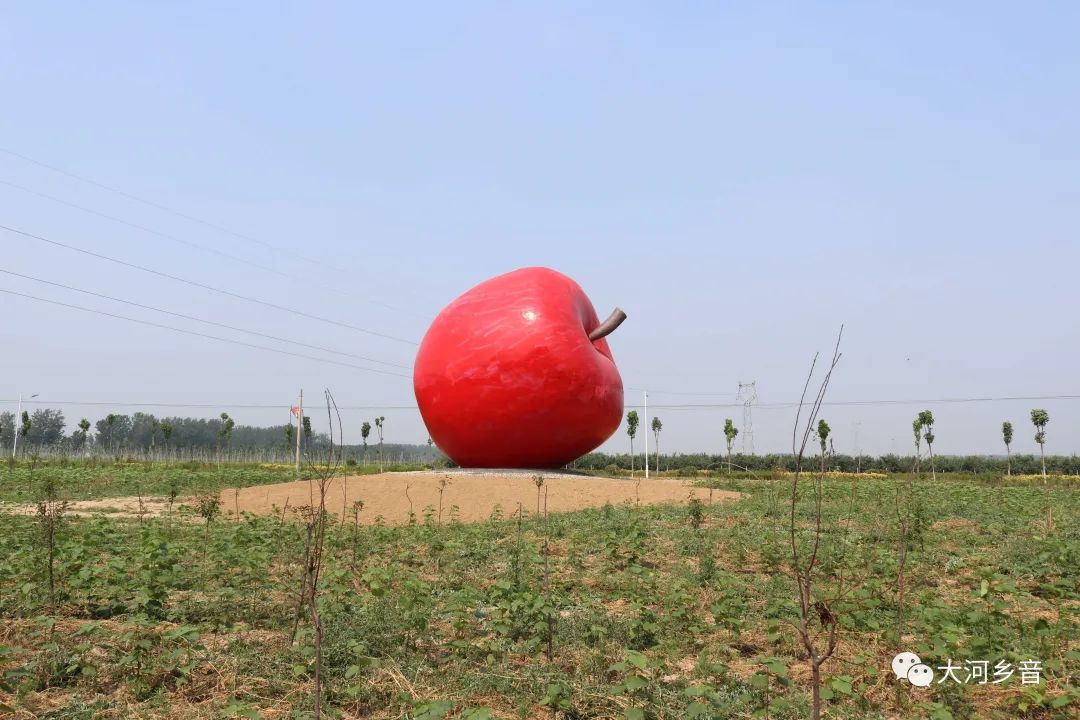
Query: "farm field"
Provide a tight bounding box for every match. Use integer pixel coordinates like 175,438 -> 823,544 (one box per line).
0,461 -> 1078,719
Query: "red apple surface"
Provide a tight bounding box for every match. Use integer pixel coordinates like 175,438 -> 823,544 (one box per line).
414,267 -> 625,468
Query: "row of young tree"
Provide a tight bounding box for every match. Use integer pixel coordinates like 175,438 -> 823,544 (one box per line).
601,407 -> 1069,476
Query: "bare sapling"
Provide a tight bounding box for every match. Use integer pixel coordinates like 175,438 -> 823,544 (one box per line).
787,327 -> 843,720
891,453 -> 918,709
136,481 -> 147,525
166,478 -> 179,533
438,475 -> 451,526
291,389 -> 343,720
542,482 -> 555,663
351,500 -> 365,564
35,458 -> 68,609
196,493 -> 221,545
533,474 -> 545,517
341,470 -> 348,528
404,479 -> 415,524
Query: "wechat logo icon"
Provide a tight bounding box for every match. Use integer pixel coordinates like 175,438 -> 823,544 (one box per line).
892,652 -> 934,687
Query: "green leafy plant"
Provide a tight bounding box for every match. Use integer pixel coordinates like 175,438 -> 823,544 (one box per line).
1001,420 -> 1013,476
626,410 -> 640,477
724,418 -> 738,473
1031,408 -> 1049,479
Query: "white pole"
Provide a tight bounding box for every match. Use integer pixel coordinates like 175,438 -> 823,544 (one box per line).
643,391 -> 649,479
12,393 -> 22,459
294,389 -> 303,471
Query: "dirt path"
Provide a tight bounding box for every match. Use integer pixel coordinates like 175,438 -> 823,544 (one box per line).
223,470 -> 739,524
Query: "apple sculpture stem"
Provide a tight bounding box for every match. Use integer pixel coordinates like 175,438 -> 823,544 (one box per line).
588,308 -> 627,342
414,267 -> 627,469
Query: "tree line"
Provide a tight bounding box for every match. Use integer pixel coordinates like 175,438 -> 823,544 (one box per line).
589,407 -> 1075,476
0,408 -> 439,462
4,406 -> 1070,474
570,450 -> 1080,475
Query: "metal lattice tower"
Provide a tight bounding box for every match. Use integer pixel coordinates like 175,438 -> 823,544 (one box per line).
736,381 -> 757,454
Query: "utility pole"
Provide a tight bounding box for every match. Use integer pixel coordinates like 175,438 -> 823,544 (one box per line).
11,393 -> 37,459
294,389 -> 303,472
643,391 -> 649,479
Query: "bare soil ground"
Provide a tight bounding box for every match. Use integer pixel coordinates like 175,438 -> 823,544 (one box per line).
2,497 -> 174,518
0,471 -> 739,524
223,470 -> 738,524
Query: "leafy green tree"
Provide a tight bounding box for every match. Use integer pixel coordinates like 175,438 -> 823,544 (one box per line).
817,419 -> 831,457
161,421 -> 174,459
1001,421 -> 1013,476
626,410 -> 640,476
651,416 -> 663,473
361,421 -> 371,462
0,412 -> 14,450
128,412 -> 162,450
218,412 -> 235,457
1031,408 -> 1049,480
911,417 -> 923,473
18,411 -> 31,455
375,416 -> 386,470
26,409 -> 65,447
77,418 -> 91,451
104,413 -> 117,454
96,413 -> 132,456
723,418 -> 739,473
918,410 -> 936,481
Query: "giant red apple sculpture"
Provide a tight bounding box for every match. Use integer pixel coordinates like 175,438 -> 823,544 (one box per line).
414,267 -> 626,468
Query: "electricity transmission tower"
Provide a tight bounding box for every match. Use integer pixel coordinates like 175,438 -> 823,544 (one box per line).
736,381 -> 757,454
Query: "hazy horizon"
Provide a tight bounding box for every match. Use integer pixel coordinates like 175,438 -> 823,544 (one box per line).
4,4 -> 1078,457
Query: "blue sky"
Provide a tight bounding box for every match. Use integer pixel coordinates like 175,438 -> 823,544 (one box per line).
2,2 -> 1078,455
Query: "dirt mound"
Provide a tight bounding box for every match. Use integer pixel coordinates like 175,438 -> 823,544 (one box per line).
223,470 -> 738,524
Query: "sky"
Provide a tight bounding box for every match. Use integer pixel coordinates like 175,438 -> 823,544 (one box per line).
2,2 -> 1078,457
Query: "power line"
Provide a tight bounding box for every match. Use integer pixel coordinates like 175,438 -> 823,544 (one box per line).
2,399 -> 419,410
625,386 -> 737,397
624,394 -> 1080,410
1,223 -> 419,346
0,268 -> 410,369
0,146 -> 368,283
6,393 -> 1080,413
0,178 -> 424,317
0,288 -> 412,379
